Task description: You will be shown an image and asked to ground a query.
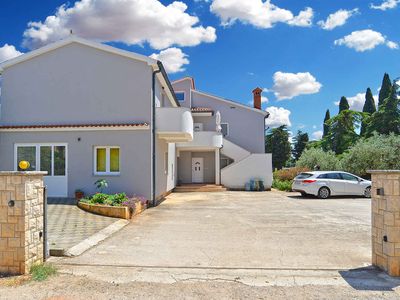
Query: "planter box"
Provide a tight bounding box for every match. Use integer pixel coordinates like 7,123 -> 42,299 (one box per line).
77,202 -> 146,220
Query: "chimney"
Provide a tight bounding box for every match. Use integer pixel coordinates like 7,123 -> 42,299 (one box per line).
252,87 -> 262,109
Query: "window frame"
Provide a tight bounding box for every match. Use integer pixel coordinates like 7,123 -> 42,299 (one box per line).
175,91 -> 186,102
14,143 -> 68,177
94,146 -> 121,176
220,123 -> 229,137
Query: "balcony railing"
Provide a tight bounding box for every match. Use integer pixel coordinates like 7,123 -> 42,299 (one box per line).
156,107 -> 193,142
176,131 -> 223,149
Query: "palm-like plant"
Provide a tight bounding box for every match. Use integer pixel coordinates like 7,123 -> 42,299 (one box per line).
94,179 -> 108,193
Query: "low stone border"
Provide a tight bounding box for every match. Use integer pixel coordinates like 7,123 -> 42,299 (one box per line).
77,202 -> 146,220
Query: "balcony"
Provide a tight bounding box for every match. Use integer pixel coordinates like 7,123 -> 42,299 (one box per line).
177,131 -> 223,150
156,107 -> 193,142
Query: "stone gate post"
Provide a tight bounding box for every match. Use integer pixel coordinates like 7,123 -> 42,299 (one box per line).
0,171 -> 46,275
369,170 -> 400,276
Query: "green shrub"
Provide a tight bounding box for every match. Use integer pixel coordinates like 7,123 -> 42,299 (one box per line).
30,264 -> 57,281
340,133 -> 400,177
81,193 -> 129,207
90,193 -> 109,205
272,179 -> 292,191
296,148 -> 340,171
274,167 -> 310,181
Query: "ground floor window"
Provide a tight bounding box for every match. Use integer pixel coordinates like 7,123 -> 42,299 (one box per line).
15,144 -> 67,176
94,146 -> 120,175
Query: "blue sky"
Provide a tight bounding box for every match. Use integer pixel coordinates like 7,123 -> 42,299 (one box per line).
0,0 -> 399,140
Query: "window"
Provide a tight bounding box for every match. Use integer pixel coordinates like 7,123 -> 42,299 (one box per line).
340,173 -> 359,181
17,146 -> 36,171
318,173 -> 341,179
94,146 -> 120,175
194,123 -> 203,132
221,123 -> 229,137
175,92 -> 185,102
295,173 -> 313,180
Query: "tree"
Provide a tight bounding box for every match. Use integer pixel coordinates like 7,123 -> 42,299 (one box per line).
265,126 -> 291,170
296,148 -> 339,171
324,110 -> 362,154
292,130 -> 309,161
323,109 -> 331,138
378,73 -> 392,109
360,88 -> 377,136
367,84 -> 400,135
338,96 -> 350,113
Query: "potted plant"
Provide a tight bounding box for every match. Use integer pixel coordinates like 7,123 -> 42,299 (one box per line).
75,189 -> 85,200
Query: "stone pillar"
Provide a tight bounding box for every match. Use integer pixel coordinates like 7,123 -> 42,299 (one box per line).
0,172 -> 46,275
369,170 -> 400,276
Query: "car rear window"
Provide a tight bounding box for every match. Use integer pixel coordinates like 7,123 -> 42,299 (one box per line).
295,173 -> 313,179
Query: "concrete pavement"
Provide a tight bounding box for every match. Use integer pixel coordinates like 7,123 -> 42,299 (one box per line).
53,191 -> 380,286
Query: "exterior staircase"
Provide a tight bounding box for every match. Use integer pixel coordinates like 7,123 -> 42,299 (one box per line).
174,184 -> 227,193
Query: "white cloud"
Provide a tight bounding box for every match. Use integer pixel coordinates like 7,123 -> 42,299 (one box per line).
312,130 -> 323,140
334,29 -> 398,52
265,106 -> 291,128
334,92 -> 378,112
150,48 -> 189,73
271,71 -> 322,100
317,8 -> 359,30
370,0 -> 400,10
22,0 -> 217,50
0,44 -> 23,63
261,96 -> 269,103
210,0 -> 313,29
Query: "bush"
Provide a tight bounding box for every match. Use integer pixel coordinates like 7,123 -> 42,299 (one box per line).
340,133 -> 400,177
296,148 -> 340,171
82,193 -> 128,206
30,264 -> 57,281
274,167 -> 310,181
272,179 -> 293,191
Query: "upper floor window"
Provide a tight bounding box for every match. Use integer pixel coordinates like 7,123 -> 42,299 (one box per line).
221,123 -> 229,137
175,92 -> 185,102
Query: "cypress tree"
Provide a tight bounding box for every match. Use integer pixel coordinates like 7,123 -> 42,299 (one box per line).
360,88 -> 376,136
339,96 -> 350,113
378,73 -> 392,109
323,109 -> 330,137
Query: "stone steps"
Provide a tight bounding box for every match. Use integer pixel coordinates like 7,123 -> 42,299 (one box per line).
173,184 -> 228,193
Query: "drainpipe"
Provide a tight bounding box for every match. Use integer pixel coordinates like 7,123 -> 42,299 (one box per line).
151,66 -> 161,207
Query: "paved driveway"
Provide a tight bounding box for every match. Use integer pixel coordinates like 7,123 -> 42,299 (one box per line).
48,198 -> 117,251
58,191 -> 371,271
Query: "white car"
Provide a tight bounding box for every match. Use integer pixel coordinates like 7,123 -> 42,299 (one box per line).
292,171 -> 371,199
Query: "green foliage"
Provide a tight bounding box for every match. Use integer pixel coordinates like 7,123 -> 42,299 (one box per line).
323,109 -> 331,138
272,179 -> 293,192
341,133 -> 400,177
324,110 -> 362,154
338,96 -> 350,113
82,193 -> 128,206
296,148 -> 340,171
367,85 -> 400,136
274,167 -> 311,181
30,264 -> 57,281
360,88 -> 377,136
292,131 -> 309,161
378,73 -> 392,108
265,125 -> 291,170
94,179 -> 108,193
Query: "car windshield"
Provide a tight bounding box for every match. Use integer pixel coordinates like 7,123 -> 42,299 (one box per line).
295,173 -> 313,179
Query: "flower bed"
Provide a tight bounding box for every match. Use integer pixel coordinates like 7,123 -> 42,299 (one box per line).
78,193 -> 147,220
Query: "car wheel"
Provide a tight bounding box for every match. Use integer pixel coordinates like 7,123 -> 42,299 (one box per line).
364,186 -> 371,198
301,192 -> 307,197
318,187 -> 330,199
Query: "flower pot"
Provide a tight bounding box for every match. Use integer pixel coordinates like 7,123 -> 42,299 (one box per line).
75,191 -> 84,200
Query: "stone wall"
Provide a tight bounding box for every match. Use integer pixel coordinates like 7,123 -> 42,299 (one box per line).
0,172 -> 46,275
370,170 -> 400,276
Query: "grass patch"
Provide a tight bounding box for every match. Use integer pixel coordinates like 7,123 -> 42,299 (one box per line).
272,179 -> 293,192
30,264 -> 57,281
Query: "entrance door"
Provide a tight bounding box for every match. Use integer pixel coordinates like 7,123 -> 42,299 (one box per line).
15,144 -> 68,197
192,157 -> 204,183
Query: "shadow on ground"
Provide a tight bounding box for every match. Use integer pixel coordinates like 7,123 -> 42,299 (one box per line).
339,266 -> 400,291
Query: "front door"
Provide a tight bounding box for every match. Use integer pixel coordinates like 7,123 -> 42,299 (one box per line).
192,157 -> 204,183
15,144 -> 68,197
